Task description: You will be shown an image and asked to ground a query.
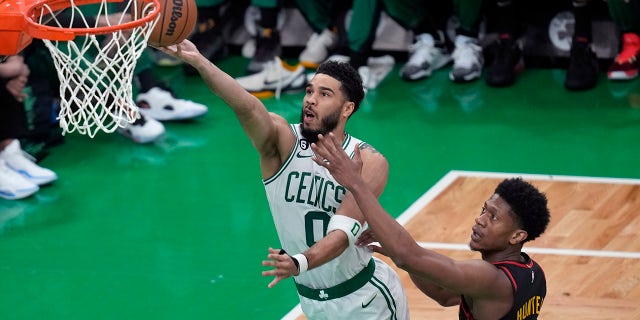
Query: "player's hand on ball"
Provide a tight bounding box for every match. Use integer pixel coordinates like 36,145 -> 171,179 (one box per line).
155,40 -> 199,63
261,247 -> 299,288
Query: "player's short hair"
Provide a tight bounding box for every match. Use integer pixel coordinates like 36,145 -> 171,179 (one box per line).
316,60 -> 364,114
495,178 -> 550,243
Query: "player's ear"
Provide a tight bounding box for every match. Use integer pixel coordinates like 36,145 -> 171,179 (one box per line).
342,101 -> 355,118
510,229 -> 528,245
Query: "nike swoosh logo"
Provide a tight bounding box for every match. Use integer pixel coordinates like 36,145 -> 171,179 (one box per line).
361,294 -> 377,308
264,74 -> 298,86
264,78 -> 288,86
296,151 -> 312,158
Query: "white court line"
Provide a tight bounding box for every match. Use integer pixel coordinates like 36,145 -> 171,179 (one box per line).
397,170 -> 640,225
418,242 -> 640,259
282,170 -> 640,319
282,305 -> 303,320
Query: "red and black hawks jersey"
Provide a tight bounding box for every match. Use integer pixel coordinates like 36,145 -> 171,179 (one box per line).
459,253 -> 546,320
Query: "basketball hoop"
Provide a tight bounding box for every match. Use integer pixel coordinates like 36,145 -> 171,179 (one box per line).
0,0 -> 161,137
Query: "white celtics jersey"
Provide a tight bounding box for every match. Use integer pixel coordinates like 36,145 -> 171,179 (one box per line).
264,124 -> 373,289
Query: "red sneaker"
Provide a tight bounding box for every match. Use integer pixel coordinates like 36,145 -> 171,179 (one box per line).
608,32 -> 640,80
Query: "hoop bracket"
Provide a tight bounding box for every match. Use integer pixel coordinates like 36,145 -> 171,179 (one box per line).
0,0 -> 42,55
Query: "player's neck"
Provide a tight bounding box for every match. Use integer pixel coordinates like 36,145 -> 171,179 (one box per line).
481,248 -> 524,263
328,128 -> 347,143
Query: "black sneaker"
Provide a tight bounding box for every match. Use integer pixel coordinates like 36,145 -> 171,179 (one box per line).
485,36 -> 524,87
247,27 -> 281,74
564,39 -> 598,91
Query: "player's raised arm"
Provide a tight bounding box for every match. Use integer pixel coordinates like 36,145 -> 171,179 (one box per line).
312,132 -> 551,319
157,40 -> 282,158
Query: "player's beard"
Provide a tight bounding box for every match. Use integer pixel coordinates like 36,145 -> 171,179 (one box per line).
300,108 -> 341,144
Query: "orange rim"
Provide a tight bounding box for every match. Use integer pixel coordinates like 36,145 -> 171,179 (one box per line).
23,0 -> 160,41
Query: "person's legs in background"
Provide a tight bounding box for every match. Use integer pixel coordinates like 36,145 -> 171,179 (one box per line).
182,0 -> 232,75
450,0 -> 485,83
296,0 -> 350,69
607,0 -> 640,80
246,0 -> 283,74
345,0 -> 382,72
340,0 -> 396,90
0,56 -> 57,200
564,0 -> 599,91
399,0 -> 453,81
484,0 -> 524,87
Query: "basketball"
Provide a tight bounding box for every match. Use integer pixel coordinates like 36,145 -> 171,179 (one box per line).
145,0 -> 198,47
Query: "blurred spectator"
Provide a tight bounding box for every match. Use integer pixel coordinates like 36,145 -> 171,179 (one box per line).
484,0 -> 525,87
0,56 -> 57,200
235,1 -> 351,98
564,0 -> 599,91
331,0 -> 450,89
450,0 -> 485,83
246,0 -> 350,74
399,0 -> 453,82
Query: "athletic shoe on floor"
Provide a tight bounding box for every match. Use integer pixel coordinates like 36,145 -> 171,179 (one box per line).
137,87 -> 208,121
305,55 -> 393,90
326,54 -> 350,64
0,159 -> 39,200
608,32 -> 640,80
565,38 -> 598,91
118,112 -> 165,144
299,28 -> 338,69
400,33 -> 451,81
236,57 -> 306,98
247,27 -> 282,74
363,55 -> 396,90
450,35 -> 484,83
485,35 -> 524,87
0,140 -> 57,186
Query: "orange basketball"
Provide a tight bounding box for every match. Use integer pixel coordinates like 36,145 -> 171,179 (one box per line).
146,0 -> 198,47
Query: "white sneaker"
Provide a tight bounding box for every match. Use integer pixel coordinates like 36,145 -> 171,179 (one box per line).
400,33 -> 451,81
362,55 -> 396,90
117,113 -> 166,144
326,54 -> 350,64
0,159 -> 39,200
0,140 -> 57,186
306,55 -> 393,90
450,35 -> 484,83
236,57 -> 306,99
136,87 -> 208,121
299,28 -> 339,69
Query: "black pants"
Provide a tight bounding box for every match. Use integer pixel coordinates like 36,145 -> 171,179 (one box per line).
0,80 -> 27,141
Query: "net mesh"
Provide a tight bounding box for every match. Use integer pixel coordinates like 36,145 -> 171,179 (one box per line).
35,0 -> 159,137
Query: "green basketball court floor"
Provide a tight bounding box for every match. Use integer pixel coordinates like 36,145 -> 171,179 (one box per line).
1,56 -> 639,319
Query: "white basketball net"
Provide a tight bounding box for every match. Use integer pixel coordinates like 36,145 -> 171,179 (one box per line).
36,0 -> 159,137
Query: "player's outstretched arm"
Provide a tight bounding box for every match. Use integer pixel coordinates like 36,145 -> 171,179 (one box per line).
156,40 -> 282,158
311,133 -> 511,299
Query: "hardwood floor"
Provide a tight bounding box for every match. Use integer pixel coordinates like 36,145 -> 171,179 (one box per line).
291,171 -> 640,319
